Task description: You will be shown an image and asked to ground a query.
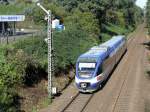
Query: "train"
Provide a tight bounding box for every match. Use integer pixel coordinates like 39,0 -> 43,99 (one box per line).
75,35 -> 127,92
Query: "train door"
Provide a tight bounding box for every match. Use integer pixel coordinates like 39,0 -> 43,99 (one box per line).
102,55 -> 115,79
115,40 -> 127,63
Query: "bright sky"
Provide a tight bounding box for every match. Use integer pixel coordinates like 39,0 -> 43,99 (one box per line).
136,0 -> 148,9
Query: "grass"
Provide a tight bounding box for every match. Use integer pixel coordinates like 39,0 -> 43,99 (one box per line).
40,98 -> 51,108
32,106 -> 38,112
32,99 -> 51,112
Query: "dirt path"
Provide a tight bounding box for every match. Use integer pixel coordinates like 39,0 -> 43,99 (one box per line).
40,24 -> 149,112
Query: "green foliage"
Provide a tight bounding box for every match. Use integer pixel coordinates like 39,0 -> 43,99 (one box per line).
65,10 -> 100,38
29,2 -> 68,26
0,3 -> 32,15
0,46 -> 23,112
100,33 -> 111,42
28,7 -> 45,25
0,42 -> 47,111
55,0 -> 143,38
31,106 -> 38,112
102,23 -> 130,35
106,10 -> 125,26
13,37 -> 48,70
0,86 -> 17,112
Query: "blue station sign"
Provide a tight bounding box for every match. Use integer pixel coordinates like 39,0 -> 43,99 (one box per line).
0,15 -> 25,22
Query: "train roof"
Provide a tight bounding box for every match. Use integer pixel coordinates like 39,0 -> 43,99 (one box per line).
77,35 -> 125,63
80,48 -> 107,58
100,35 -> 125,49
78,47 -> 108,62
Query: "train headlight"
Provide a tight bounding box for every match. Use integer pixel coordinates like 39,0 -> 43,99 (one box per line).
97,75 -> 103,81
80,83 -> 87,88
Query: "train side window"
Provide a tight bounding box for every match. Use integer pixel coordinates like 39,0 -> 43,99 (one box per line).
97,64 -> 102,75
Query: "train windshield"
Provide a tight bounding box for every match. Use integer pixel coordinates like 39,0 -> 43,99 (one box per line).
78,62 -> 96,78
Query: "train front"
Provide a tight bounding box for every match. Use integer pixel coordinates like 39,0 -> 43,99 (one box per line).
75,57 -> 102,92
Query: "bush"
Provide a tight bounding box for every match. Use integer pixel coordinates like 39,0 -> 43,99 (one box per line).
13,37 -> 48,70
0,85 -> 17,112
0,46 -> 23,112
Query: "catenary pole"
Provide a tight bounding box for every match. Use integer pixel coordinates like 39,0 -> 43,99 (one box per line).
37,3 -> 52,102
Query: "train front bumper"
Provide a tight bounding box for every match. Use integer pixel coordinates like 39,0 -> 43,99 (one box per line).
75,76 -> 102,92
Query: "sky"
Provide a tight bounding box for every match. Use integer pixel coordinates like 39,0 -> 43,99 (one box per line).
136,0 -> 148,9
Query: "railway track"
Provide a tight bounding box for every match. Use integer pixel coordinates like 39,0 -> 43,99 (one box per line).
61,92 -> 94,112
59,25 -> 144,112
